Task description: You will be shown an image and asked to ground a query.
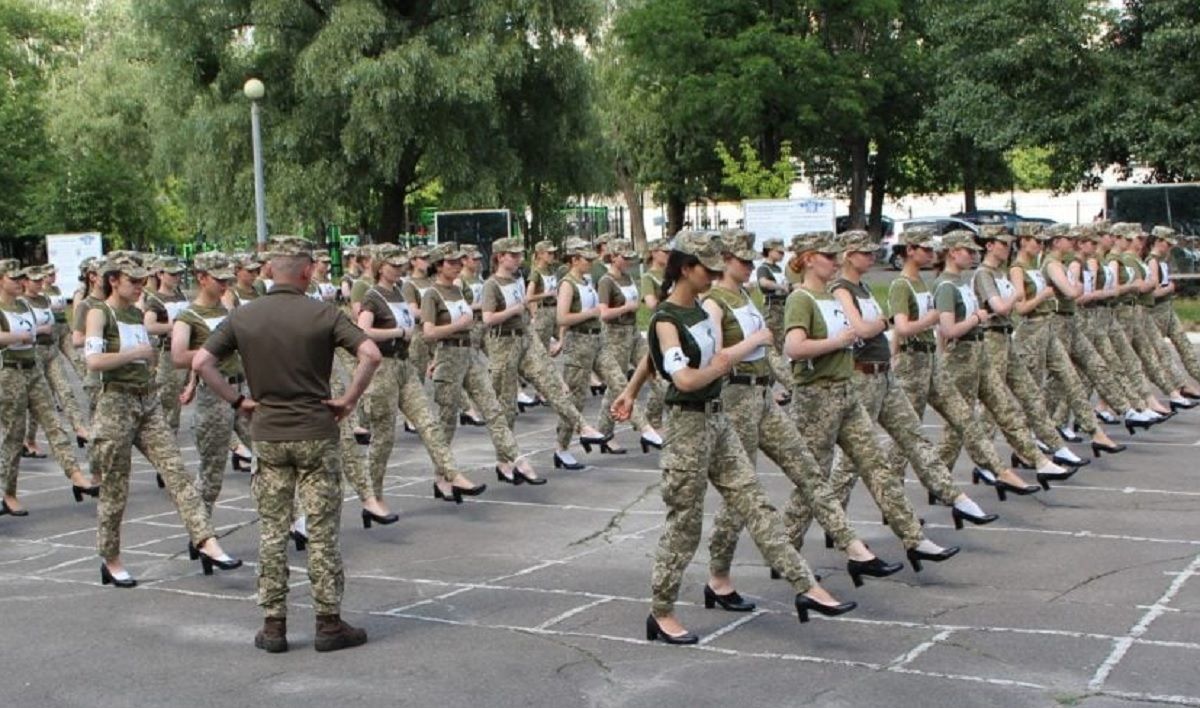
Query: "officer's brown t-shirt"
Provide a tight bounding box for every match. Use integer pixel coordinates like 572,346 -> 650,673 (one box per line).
204,283 -> 367,442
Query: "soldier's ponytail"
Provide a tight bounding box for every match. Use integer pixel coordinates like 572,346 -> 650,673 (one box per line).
658,250 -> 699,302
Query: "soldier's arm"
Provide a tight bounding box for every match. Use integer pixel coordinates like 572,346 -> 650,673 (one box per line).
170,320 -> 195,369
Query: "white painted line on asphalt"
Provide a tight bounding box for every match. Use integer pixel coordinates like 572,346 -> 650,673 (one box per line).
1088,553 -> 1200,690
534,598 -> 612,631
886,628 -> 955,669
1101,690 -> 1200,706
698,610 -> 765,646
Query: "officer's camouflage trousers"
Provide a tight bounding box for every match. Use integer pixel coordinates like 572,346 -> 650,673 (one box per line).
975,331 -> 1052,465
0,367 -> 81,496
1116,304 -> 1180,396
598,323 -> 650,437
192,381 -> 239,514
558,330 -> 649,450
252,438 -> 343,618
1014,315 -> 1097,436
890,348 -> 1007,476
652,406 -> 815,617
26,344 -> 87,445
92,387 -> 214,559
485,331 -> 584,432
708,382 -> 858,577
784,379 -> 925,550
1153,301 -> 1200,384
833,370 -> 960,507
432,345 -> 521,463
366,357 -> 459,496
154,353 -> 187,435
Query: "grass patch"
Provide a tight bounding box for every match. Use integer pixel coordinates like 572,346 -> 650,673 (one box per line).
1174,298 -> 1200,328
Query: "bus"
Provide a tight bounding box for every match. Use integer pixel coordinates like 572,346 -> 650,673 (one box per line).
1106,184 -> 1200,290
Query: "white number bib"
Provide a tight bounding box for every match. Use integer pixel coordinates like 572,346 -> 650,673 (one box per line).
813,297 -> 851,341
445,298 -> 472,321
575,281 -> 599,310
995,276 -> 1015,299
499,280 -> 525,308
164,301 -> 189,322
540,273 -> 558,293
201,315 -> 226,333
687,318 -> 717,368
957,284 -> 980,318
28,304 -> 53,328
1161,262 -> 1171,285
1082,270 -> 1095,295
856,295 -> 882,323
2,309 -> 35,350
388,302 -> 414,329
117,320 -> 151,364
619,283 -> 640,306
1027,270 -> 1048,295
48,294 -> 67,311
730,302 -> 766,362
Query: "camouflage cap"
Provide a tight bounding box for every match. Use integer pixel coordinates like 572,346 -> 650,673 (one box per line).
606,239 -> 639,260
1093,219 -> 1112,235
1151,225 -> 1178,245
79,256 -> 101,276
408,244 -> 432,260
533,239 -> 558,253
900,226 -> 937,247
100,256 -> 150,279
266,235 -> 315,259
1014,222 -> 1045,238
492,237 -> 525,255
1110,222 -> 1142,239
155,255 -> 187,274
106,250 -> 144,265
671,230 -> 724,271
718,231 -> 757,261
0,259 -> 26,278
789,231 -> 839,255
26,264 -> 49,281
594,232 -> 615,248
837,229 -> 875,254
1040,223 -> 1072,242
375,244 -> 409,267
428,241 -> 465,264
563,237 -> 598,259
193,252 -> 236,280
761,237 -> 785,252
646,238 -> 670,253
979,224 -> 1014,243
461,244 -> 482,259
342,245 -> 360,258
233,252 -> 261,271
941,230 -> 981,251
1075,225 -> 1101,244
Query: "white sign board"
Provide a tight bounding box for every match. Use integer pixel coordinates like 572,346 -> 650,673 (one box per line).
46,233 -> 103,286
742,198 -> 836,251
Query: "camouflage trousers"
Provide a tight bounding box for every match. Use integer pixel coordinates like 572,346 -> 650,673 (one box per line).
1014,315 -> 1097,436
992,329 -> 1068,451
26,344 -> 87,444
784,379 -> 925,550
56,323 -> 84,377
889,348 -> 1007,476
365,357 -> 459,496
1048,313 -> 1139,424
1153,301 -> 1200,384
532,306 -> 557,350
558,330 -> 649,450
155,352 -> 187,435
431,344 -> 521,463
252,438 -> 344,618
1104,306 -> 1156,400
765,298 -> 786,352
1075,307 -> 1146,409
409,329 -> 434,384
0,366 -> 81,496
485,330 -> 584,432
192,378 -> 242,514
975,331 -> 1052,465
764,298 -> 794,389
598,324 -> 649,436
933,340 -> 1014,473
832,369 -> 961,508
708,381 -> 858,577
92,387 -> 214,559
332,348 -> 368,432
1116,304 -> 1180,395
652,406 -> 815,617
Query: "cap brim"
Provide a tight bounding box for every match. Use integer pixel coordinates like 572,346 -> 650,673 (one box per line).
206,268 -> 235,280
730,249 -> 758,261
122,267 -> 151,279
163,267 -> 186,274
383,257 -> 409,267
698,254 -> 725,271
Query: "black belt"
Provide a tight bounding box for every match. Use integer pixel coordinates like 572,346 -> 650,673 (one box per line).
1025,312 -> 1052,319
542,299 -> 557,306
487,329 -> 522,338
854,361 -> 890,374
438,339 -> 470,348
1,359 -> 36,370
983,325 -> 1014,335
1056,311 -> 1076,318
573,327 -> 601,335
669,399 -> 722,413
226,374 -> 245,384
728,374 -> 771,387
958,331 -> 984,342
900,341 -> 936,353
765,296 -> 786,303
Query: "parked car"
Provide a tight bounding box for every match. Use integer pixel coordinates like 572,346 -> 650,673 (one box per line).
952,210 -> 1055,232
877,217 -> 979,270
835,215 -> 895,236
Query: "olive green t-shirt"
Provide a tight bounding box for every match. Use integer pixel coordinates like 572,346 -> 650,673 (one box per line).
481,275 -> 528,334
349,275 -> 375,306
887,275 -> 936,348
96,302 -> 154,385
401,276 -> 432,314
231,284 -> 259,306
648,300 -> 722,404
73,294 -> 103,334
530,267 -> 558,304
830,278 -> 889,364
933,271 -> 980,330
972,263 -> 1015,328
1012,261 -> 1055,315
177,302 -> 241,377
144,289 -> 189,347
704,285 -> 769,376
597,271 -> 639,326
1042,253 -> 1076,315
420,282 -> 472,344
640,267 -> 663,305
784,287 -> 853,385
0,300 -> 38,362
563,273 -> 601,332
756,262 -> 788,301
461,273 -> 484,322
360,283 -> 411,357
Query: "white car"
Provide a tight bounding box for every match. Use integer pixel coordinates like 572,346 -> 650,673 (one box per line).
876,217 -> 980,269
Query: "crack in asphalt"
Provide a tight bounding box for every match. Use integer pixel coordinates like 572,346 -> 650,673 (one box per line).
569,482 -> 660,547
1047,552 -> 1193,602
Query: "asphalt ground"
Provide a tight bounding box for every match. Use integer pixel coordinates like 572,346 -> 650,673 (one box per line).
2,363 -> 1199,708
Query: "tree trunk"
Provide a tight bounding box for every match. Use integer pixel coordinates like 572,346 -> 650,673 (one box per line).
666,194 -> 686,237
614,159 -> 647,250
961,146 -> 978,213
847,139 -> 869,230
868,143 -> 890,238
378,142 -> 422,242
528,182 -> 543,243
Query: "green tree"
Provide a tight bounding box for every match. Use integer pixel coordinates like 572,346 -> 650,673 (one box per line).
715,137 -> 794,199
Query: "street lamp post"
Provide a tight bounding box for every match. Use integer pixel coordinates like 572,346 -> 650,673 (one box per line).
243,78 -> 267,248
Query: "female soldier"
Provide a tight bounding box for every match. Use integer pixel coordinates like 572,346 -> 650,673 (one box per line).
40,265 -> 88,438
0,261 -> 96,515
457,245 -> 487,424
482,238 -> 611,470
226,255 -> 262,307
555,238 -> 661,455
422,243 -> 542,482
358,244 -> 487,506
611,231 -> 855,644
21,266 -> 88,455
85,256 -> 240,586
828,232 -> 998,525
639,239 -> 670,427
401,245 -> 436,385
1128,227 -> 1199,407
596,239 -> 663,452
704,233 -> 903,603
754,235 -> 794,404
1148,227 -> 1200,391
782,232 -> 959,570
71,258 -> 106,419
143,257 -> 190,436
526,240 -> 560,353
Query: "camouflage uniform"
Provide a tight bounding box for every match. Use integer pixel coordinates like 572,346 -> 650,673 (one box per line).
595,240 -> 650,437
638,244 -> 669,428
1149,229 -> 1200,383
20,273 -> 87,444
755,238 -> 795,389
646,237 -> 816,617
1,343 -> 84,496
144,274 -> 190,435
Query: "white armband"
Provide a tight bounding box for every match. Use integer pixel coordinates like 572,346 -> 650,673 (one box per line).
84,337 -> 105,358
660,346 -> 688,376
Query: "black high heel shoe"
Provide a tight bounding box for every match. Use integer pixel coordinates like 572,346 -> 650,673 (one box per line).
1092,441 -> 1126,458
512,469 -> 546,486
289,530 -> 308,552
72,484 -> 99,503
590,384 -> 607,396
361,509 -> 400,528
703,585 -> 756,612
496,465 -> 521,484
1170,399 -> 1197,412
927,490 -> 939,506
768,568 -> 821,582
155,472 -> 165,489
645,614 -> 698,645
1125,418 -> 1153,436
1010,453 -> 1035,470
824,532 -> 835,549
906,545 -> 960,572
795,594 -> 857,623
578,432 -> 612,454
552,453 -> 585,470
198,549 -> 244,576
995,479 -> 1039,502
640,435 -> 664,453
433,483 -> 463,504
458,413 -> 486,427
971,467 -> 997,486
0,500 -> 27,517
403,421 -> 418,434
599,441 -> 626,455
76,435 -> 88,449
1052,454 -> 1088,469
951,507 -> 999,530
20,445 -> 46,459
100,564 -> 137,588
846,557 -> 903,588
1036,466 -> 1077,491
353,430 -> 372,445
230,452 -> 252,473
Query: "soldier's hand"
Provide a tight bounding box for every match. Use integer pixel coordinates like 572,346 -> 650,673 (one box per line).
710,351 -> 734,376
610,391 -> 635,422
548,340 -> 563,357
749,328 -> 774,347
836,329 -> 858,347
179,385 -> 195,406
455,313 -> 474,331
128,344 -> 156,361
323,396 -> 355,422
